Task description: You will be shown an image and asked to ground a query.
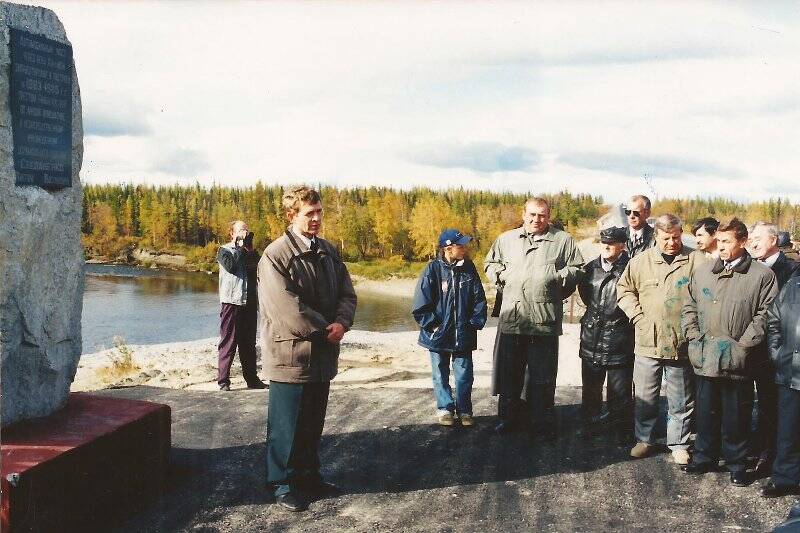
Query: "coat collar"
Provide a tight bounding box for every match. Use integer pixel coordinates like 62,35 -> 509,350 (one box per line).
590,252 -> 629,275
648,245 -> 690,265
284,229 -> 327,258
516,225 -> 559,242
711,251 -> 753,275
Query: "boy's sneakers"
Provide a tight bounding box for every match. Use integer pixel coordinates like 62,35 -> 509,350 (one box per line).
437,410 -> 455,426
460,414 -> 474,427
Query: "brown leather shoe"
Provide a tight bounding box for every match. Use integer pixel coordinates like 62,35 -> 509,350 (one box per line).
630,442 -> 654,459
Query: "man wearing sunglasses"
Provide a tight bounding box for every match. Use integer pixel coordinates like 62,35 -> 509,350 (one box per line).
625,195 -> 655,258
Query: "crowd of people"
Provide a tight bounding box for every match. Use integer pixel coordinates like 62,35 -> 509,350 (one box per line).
216,187 -> 800,518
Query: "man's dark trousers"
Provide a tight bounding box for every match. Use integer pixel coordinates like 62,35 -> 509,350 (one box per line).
752,360 -> 779,464
694,375 -> 754,472
581,359 -> 633,426
771,385 -> 800,487
496,334 -> 559,429
217,301 -> 259,387
266,381 -> 331,497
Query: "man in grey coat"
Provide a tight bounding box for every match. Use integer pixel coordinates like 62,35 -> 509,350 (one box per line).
486,197 -> 584,435
681,217 -> 778,485
258,186 -> 357,512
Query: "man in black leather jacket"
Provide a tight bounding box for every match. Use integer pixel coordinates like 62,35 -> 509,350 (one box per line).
578,226 -> 634,443
761,277 -> 800,497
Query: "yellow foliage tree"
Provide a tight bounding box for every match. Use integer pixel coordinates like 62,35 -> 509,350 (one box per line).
409,196 -> 466,259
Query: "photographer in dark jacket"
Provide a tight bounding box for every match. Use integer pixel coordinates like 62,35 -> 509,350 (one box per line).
760,277 -> 800,497
412,229 -> 487,427
577,227 -> 634,442
216,220 -> 267,391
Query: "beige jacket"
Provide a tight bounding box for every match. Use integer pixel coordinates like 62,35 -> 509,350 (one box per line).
258,230 -> 357,383
617,245 -> 701,359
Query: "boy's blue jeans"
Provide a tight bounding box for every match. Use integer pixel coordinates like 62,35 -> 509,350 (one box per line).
430,351 -> 473,415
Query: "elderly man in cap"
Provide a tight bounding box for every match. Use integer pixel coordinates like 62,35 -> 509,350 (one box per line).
618,214 -> 700,465
412,229 -> 487,427
486,197 -> 584,436
748,222 -> 800,476
625,195 -> 655,259
577,226 -> 634,443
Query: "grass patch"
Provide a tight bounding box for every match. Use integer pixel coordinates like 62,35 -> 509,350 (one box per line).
96,336 -> 141,383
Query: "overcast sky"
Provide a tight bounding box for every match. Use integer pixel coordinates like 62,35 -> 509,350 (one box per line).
35,1 -> 800,202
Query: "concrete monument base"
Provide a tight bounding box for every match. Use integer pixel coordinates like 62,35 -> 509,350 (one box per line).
1,393 -> 171,532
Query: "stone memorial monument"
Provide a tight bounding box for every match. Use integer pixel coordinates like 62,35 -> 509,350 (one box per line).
0,1 -> 84,426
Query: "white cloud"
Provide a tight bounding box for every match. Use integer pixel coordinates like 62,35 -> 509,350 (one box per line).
32,0 -> 800,202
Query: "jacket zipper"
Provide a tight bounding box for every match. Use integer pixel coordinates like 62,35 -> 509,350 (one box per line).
452,267 -> 459,350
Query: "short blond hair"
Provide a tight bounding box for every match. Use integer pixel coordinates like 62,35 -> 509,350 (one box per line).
654,214 -> 681,233
524,196 -> 550,212
228,220 -> 245,238
282,186 -> 321,217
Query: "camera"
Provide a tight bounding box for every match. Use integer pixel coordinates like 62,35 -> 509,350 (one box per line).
243,231 -> 254,248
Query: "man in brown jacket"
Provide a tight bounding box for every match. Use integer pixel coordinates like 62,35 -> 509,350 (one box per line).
681,217 -> 777,485
258,186 -> 357,512
617,214 -> 700,464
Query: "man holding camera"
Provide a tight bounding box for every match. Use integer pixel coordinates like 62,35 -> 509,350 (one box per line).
217,220 -> 267,391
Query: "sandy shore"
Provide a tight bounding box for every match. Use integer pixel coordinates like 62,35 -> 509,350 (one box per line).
73,324 -> 583,393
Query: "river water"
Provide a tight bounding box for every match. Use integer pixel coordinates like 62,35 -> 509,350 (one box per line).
82,264 -> 419,353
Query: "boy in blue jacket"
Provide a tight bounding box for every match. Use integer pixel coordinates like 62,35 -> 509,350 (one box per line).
412,229 -> 488,427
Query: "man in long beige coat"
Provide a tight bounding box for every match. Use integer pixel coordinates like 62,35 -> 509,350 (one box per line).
618,214 -> 701,464
258,186 -> 357,512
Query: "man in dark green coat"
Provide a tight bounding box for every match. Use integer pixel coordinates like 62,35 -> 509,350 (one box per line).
681,217 -> 777,485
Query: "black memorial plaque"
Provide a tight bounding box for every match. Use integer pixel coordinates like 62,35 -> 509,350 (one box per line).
8,28 -> 73,189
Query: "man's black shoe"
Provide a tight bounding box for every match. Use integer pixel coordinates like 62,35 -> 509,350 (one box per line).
730,470 -> 750,486
681,462 -> 715,474
494,421 -> 514,435
754,457 -> 774,478
246,379 -> 268,389
760,481 -> 798,498
276,492 -> 308,512
219,383 -> 230,391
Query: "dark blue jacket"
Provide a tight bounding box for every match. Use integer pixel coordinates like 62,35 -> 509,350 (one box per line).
412,256 -> 487,352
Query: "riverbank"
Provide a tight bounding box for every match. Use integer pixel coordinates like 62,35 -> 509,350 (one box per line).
72,325 -> 582,392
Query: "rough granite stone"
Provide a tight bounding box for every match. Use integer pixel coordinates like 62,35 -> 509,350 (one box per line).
0,1 -> 84,426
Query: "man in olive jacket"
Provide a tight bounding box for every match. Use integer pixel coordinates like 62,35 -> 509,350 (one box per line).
258,186 -> 357,512
681,218 -> 777,485
617,214 -> 700,464
486,197 -> 584,435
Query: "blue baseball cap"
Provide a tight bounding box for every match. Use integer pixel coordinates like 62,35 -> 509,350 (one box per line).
438,229 -> 472,248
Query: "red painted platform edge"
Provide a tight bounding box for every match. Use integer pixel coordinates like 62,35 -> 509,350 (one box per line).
1,392 -> 171,477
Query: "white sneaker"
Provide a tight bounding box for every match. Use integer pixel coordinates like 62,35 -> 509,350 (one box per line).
672,449 -> 691,465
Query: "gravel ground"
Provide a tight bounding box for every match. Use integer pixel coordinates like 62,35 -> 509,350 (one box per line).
97,386 -> 796,533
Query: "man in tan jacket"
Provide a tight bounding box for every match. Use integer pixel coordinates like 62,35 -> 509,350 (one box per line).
618,214 -> 700,464
258,186 -> 357,512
